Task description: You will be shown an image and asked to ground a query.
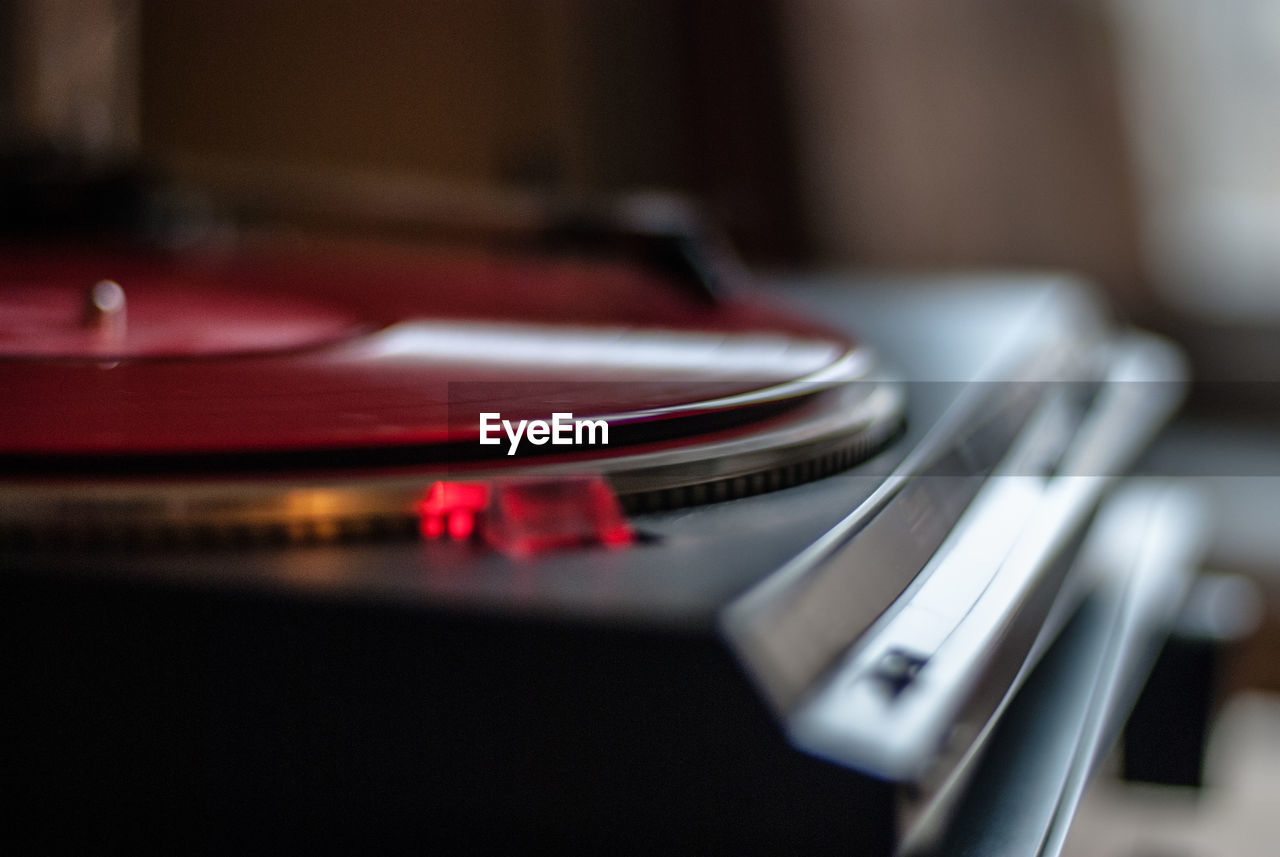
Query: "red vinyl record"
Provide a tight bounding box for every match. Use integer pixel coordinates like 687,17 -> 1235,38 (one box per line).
0,242 -> 868,461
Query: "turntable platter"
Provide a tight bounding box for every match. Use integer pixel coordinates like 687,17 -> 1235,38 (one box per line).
0,242 -> 904,541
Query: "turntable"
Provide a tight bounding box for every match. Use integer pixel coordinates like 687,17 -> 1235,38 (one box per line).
1,225 -> 1189,854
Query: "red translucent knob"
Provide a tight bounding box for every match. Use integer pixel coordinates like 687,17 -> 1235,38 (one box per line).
482,476 -> 634,556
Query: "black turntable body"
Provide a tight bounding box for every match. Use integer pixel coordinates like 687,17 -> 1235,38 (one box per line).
3,256 -> 1190,854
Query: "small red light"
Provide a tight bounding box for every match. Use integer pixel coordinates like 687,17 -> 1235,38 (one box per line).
480,476 -> 634,556
417,481 -> 490,540
447,509 -> 475,540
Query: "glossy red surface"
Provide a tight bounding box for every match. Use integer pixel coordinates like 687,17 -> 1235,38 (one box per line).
0,243 -> 854,458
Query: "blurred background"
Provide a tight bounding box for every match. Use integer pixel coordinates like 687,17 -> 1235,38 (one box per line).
3,1 -> 1278,853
